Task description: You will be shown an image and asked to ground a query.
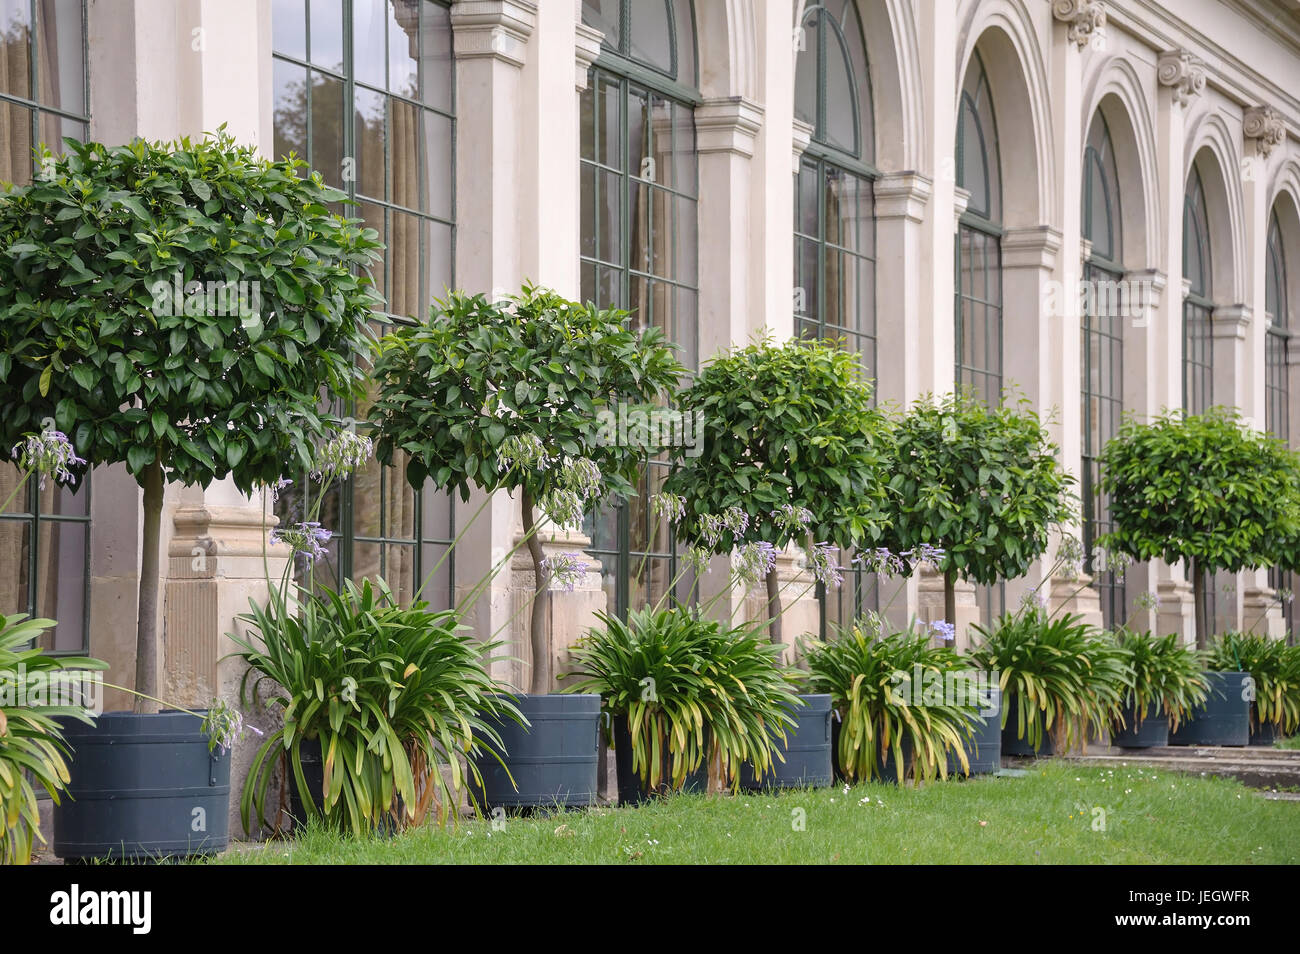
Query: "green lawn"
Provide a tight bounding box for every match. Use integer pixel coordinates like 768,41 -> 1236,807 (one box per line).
210,761 -> 1298,865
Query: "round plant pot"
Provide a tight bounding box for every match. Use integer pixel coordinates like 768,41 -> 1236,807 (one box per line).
1168,672 -> 1250,747
830,718 -> 913,784
469,693 -> 600,812
999,694 -> 1055,757
53,710 -> 230,861
1249,711 -> 1280,747
739,694 -> 833,790
948,686 -> 1002,776
1111,702 -> 1169,748
286,737 -> 325,829
612,718 -> 710,805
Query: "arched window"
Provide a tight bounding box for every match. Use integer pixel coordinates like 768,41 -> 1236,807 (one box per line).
1266,206 -> 1293,633
0,0 -> 91,655
955,51 -> 1003,409
1182,164 -> 1213,414
793,1 -> 877,633
955,49 -> 1004,624
580,0 -> 698,617
1081,113 -> 1125,628
271,0 -> 457,607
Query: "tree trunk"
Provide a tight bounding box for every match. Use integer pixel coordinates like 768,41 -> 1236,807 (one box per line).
1192,560 -> 1209,651
133,458 -> 164,714
521,491 -> 550,695
765,566 -> 783,645
944,570 -> 956,630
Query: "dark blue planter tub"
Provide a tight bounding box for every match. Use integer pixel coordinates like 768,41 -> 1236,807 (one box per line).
948,687 -> 1002,775
470,693 -> 601,812
831,718 -> 913,784
612,718 -> 709,805
740,693 -> 833,790
53,710 -> 230,861
1111,701 -> 1169,748
1000,694 -> 1055,757
1249,707 -> 1281,746
1168,672 -> 1250,747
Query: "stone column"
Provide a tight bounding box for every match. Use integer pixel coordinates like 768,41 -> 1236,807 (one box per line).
1152,49 -> 1203,643
448,1 -> 538,677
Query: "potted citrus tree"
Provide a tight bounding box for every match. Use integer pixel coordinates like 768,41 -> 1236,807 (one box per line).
0,131 -> 380,858
1099,408 -> 1300,746
661,337 -> 891,789
369,285 -> 684,810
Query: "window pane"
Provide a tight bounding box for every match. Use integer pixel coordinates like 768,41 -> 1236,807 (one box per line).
353,0 -> 387,89
419,0 -> 452,111
581,0 -> 620,51
0,101 -> 32,184
421,108 -> 452,219
273,0 -> 307,59
37,0 -> 84,115
388,0 -> 419,97
309,0 -> 343,70
0,0 -> 32,100
628,0 -> 672,74
354,84 -> 385,200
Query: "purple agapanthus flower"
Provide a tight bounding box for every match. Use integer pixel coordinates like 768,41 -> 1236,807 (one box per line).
12,426 -> 85,490
733,541 -> 778,583
270,520 -> 332,564
807,542 -> 844,588
929,620 -> 956,642
541,552 -> 589,592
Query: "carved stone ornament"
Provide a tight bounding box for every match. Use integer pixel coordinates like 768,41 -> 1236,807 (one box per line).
1052,0 -> 1106,49
1157,50 -> 1206,107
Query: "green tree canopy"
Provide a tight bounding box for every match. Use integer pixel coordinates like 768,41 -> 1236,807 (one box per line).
369,285 -> 685,692
0,130 -> 382,702
1098,406 -> 1300,647
662,337 -> 891,641
878,391 -> 1074,623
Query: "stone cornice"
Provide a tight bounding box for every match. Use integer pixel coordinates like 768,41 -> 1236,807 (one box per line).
450,0 -> 536,68
874,172 -> 933,223
695,97 -> 763,158
575,20 -> 603,91
1002,226 -> 1064,269
1212,303 -> 1251,339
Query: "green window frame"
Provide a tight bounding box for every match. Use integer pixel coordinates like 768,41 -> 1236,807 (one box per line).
1182,164 -> 1214,416
579,0 -> 699,618
1265,207 -> 1293,635
0,0 -> 91,655
955,49 -> 1004,626
270,0 -> 457,607
1081,113 -> 1126,628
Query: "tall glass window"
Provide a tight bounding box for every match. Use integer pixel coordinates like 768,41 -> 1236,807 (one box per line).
793,1 -> 877,633
1081,113 -> 1125,627
0,0 -> 90,653
955,50 -> 1003,410
1182,165 -> 1213,415
579,0 -> 698,617
271,0 -> 456,606
955,49 -> 1004,624
1265,207 -> 1293,634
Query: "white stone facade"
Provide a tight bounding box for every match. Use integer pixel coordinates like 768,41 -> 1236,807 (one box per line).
33,0 -> 1300,709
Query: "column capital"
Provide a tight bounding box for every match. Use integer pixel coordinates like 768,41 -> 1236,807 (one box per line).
875,172 -> 933,223
1125,267 -> 1167,310
952,186 -> 970,230
450,0 -> 536,68
1002,225 -> 1063,269
1157,49 -> 1206,107
1212,303 -> 1251,339
575,20 -> 603,90
695,97 -> 763,158
1244,104 -> 1287,159
1051,0 -> 1106,50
